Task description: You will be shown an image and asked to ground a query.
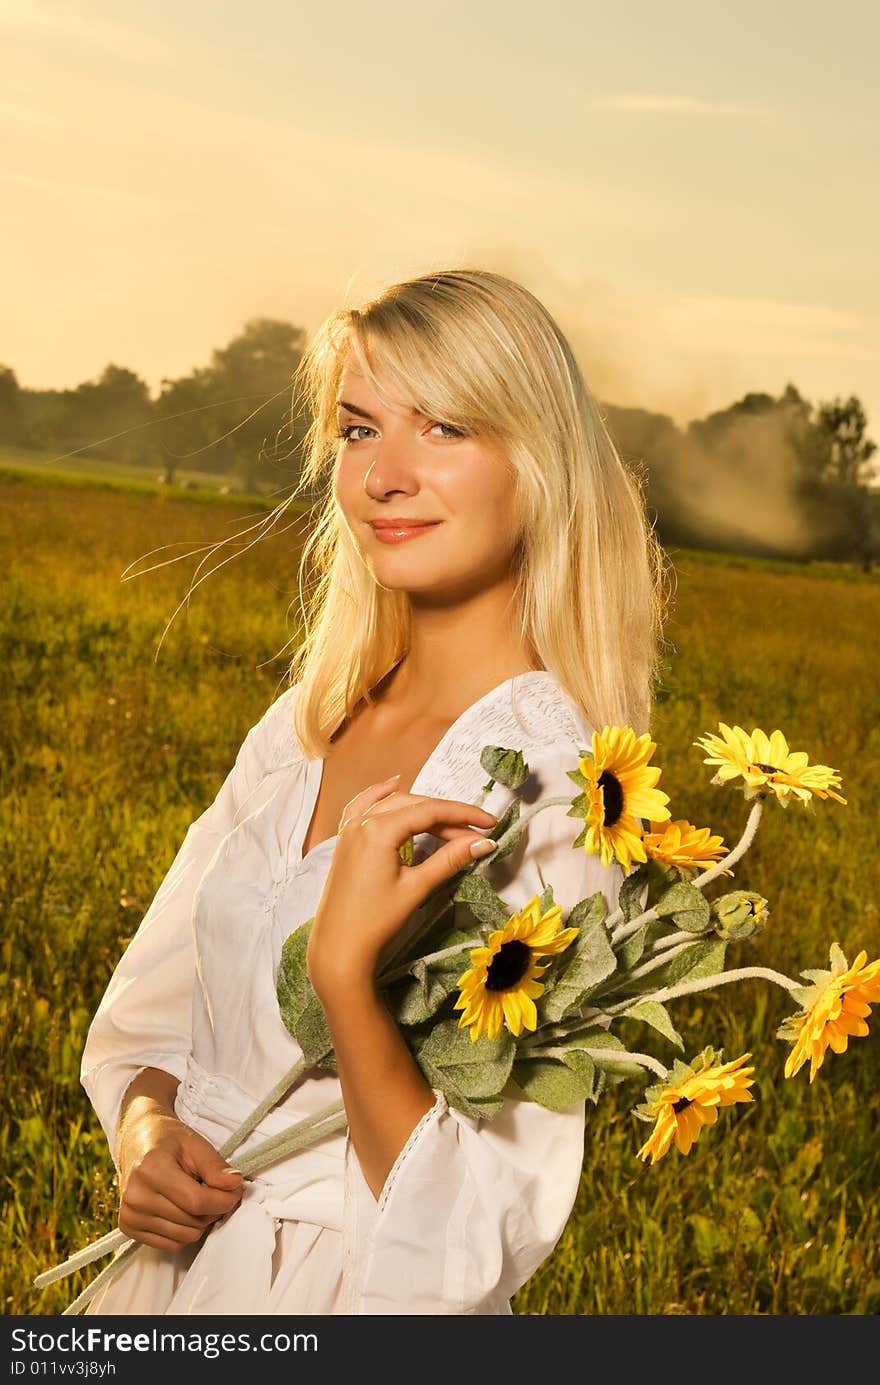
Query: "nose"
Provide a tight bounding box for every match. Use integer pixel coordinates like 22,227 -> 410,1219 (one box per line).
363,435 -> 418,497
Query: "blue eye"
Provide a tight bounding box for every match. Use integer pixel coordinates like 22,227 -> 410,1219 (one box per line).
336,424 -> 375,443
336,420 -> 466,443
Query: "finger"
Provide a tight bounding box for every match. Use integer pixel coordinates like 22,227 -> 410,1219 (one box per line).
352,797 -> 497,844
343,775 -> 402,819
141,1160 -> 244,1219
408,831 -> 497,895
357,793 -> 485,841
119,1211 -> 210,1251
179,1137 -> 245,1195
123,1184 -> 221,1232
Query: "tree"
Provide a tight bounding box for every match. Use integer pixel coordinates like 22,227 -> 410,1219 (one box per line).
0,365 -> 23,445
153,318 -> 308,492
815,396 -> 878,487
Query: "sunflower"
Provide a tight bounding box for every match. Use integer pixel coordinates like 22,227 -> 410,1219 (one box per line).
781,946 -> 880,1082
641,818 -> 730,877
692,723 -> 846,807
453,895 -> 579,1043
635,1050 -> 755,1163
571,726 -> 671,875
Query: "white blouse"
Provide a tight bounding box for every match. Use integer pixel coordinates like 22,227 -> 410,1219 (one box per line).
79,670 -> 624,1316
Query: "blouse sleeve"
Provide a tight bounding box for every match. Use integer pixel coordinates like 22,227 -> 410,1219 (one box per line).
79,687 -> 295,1174
343,738 -> 625,1314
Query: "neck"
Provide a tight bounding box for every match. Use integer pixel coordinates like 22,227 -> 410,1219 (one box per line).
382,577 -> 542,722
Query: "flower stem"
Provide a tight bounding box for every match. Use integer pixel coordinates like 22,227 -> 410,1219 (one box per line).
612,965 -> 800,1011
60,1239 -> 141,1316
231,1102 -> 348,1177
598,940 -> 695,995
33,1227 -> 130,1289
381,937 -> 482,985
526,1044 -> 668,1079
217,1054 -> 310,1161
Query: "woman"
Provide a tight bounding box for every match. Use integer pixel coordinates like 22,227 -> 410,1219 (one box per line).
79,267 -> 669,1314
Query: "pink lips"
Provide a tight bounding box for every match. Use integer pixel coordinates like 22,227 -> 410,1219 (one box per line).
369,521 -> 441,544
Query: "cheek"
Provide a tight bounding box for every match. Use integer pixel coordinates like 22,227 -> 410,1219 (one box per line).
333,454 -> 360,510
441,459 -> 520,539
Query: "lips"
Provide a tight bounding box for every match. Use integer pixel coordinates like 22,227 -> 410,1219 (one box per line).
369,520 -> 440,530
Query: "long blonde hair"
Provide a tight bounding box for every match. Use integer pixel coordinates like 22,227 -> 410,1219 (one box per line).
285,268 -> 672,757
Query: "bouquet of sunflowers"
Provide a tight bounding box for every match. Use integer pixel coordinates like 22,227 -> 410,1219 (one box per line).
37,720 -> 879,1314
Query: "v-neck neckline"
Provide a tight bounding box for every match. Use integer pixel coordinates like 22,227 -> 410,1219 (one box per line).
294,668 -> 556,869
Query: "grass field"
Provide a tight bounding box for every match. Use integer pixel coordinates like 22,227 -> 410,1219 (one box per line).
2,473 -> 878,1315
0,444 -> 296,508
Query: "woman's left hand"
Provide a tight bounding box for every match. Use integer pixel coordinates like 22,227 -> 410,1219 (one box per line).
306,775 -> 497,997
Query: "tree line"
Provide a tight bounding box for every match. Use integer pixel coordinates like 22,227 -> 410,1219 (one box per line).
1,317 -> 877,566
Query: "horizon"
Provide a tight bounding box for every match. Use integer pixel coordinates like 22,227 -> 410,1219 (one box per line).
3,2 -> 878,436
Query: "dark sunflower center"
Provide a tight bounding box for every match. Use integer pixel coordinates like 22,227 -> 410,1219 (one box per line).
485,940 -> 531,991
599,771 -> 625,827
672,1097 -> 693,1113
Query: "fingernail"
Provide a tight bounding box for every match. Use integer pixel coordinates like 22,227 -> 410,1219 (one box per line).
221,1167 -> 243,1177
470,839 -> 496,858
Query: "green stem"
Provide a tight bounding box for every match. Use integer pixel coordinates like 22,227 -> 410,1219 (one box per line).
624,964 -> 800,1010
231,1102 -> 347,1177
60,1240 -> 141,1316
518,1016 -> 605,1048
381,937 -> 482,985
217,1054 -> 310,1161
527,1044 -> 668,1079
55,1102 -> 350,1313
597,940 -> 695,996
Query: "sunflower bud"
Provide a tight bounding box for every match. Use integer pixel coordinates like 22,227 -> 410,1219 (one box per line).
711,891 -> 770,941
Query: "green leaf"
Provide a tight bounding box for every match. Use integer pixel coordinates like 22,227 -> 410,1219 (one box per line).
512,1051 -> 597,1111
540,892 -> 618,1022
276,922 -> 334,1069
664,936 -> 728,985
618,864 -> 650,923
451,871 -> 512,927
398,834 -> 415,866
385,927 -> 475,1027
622,999 -> 684,1051
479,745 -> 530,790
414,1019 -> 515,1104
617,923 -> 648,971
653,881 -> 712,934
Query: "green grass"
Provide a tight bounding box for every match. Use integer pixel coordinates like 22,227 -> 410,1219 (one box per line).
0,444 -> 303,509
2,474 -> 878,1314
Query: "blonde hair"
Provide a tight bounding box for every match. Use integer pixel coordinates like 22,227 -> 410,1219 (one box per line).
285,267 -> 672,757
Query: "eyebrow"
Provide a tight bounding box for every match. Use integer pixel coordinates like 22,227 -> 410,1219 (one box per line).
335,398 -> 424,423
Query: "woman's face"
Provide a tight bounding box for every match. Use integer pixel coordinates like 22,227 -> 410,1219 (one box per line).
333,364 -> 523,601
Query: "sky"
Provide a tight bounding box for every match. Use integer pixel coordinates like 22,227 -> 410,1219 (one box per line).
3,0 -> 878,437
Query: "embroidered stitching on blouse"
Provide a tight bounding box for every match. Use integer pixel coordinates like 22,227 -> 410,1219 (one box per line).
376,1088 -> 449,1215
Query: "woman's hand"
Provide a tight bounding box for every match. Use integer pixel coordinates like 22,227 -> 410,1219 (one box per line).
306,775 -> 497,998
116,1107 -> 245,1253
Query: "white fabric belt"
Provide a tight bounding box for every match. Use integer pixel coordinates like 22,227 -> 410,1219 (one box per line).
166,1053 -> 347,1314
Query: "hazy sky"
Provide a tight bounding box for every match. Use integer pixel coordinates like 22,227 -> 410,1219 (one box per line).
3,0 -> 878,434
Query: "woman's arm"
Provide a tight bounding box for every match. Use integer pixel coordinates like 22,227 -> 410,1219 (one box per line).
314,971 -> 436,1201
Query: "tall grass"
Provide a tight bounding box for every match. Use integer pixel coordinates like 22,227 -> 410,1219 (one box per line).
2,476 -> 878,1314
